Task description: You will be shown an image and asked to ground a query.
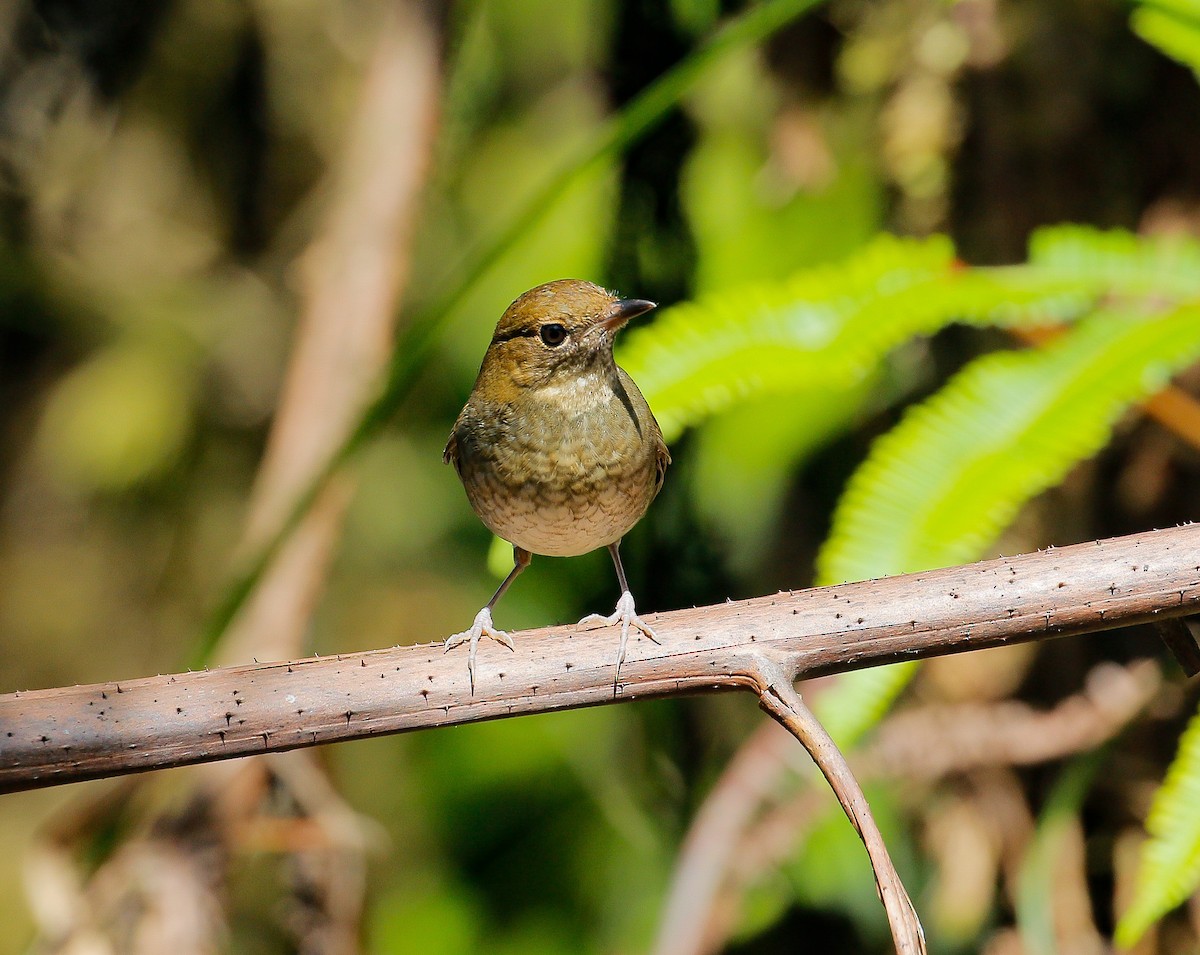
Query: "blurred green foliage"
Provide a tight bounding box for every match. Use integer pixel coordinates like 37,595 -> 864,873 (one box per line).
1118,701 -> 1200,946
1130,0 -> 1200,78
3,0 -> 1200,953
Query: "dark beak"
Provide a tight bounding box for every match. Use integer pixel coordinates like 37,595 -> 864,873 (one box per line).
599,297 -> 657,332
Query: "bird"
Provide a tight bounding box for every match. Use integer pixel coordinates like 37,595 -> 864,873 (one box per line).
443,279 -> 670,691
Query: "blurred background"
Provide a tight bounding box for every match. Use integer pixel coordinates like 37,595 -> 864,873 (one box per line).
2,0 -> 1200,953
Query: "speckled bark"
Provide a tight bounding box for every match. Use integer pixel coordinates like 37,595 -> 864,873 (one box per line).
2,524 -> 1198,793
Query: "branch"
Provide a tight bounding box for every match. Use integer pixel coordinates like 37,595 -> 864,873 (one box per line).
757,673 -> 926,954
3,524 -> 1199,793
693,660 -> 1162,955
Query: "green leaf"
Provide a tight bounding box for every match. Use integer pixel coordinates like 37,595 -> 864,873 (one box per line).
627,227 -> 1200,748
817,304 -> 1200,585
1130,0 -> 1200,77
1016,752 -> 1107,955
1116,701 -> 1200,946
812,303 -> 1200,746
814,661 -> 920,746
1028,224 -> 1200,300
620,234 -> 1091,442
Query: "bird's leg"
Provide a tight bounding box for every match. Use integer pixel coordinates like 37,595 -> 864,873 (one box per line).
577,541 -> 660,681
445,545 -> 530,693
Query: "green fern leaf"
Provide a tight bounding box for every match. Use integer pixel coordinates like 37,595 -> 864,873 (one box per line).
1028,224 -> 1200,300
813,304 -> 1200,749
810,229 -> 1200,742
622,226 -> 1200,445
817,305 -> 1200,585
619,234 -> 1091,442
1116,701 -> 1200,946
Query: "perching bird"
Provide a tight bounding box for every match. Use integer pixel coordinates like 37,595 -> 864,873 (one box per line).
444,279 -> 670,690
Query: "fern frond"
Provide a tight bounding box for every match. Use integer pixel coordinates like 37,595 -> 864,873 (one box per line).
619,235 -> 1092,442
816,304 -> 1200,585
1116,701 -> 1200,947
1028,224 -> 1200,300
622,227 -> 1200,444
809,231 -> 1200,741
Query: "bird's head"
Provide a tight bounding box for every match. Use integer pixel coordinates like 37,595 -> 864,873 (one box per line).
479,279 -> 656,390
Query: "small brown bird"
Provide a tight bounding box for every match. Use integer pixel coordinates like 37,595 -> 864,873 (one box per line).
444,279 -> 670,690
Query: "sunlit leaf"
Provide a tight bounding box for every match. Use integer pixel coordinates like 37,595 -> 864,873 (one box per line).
1130,0 -> 1200,77
621,234 -> 1093,442
1116,701 -> 1200,946
817,304 -> 1200,584
1028,224 -> 1200,300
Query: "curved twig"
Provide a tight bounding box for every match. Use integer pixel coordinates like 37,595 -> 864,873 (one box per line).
672,660 -> 1162,955
754,668 -> 926,954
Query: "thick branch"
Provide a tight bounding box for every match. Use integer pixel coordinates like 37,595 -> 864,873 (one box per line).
3,524 -> 1198,793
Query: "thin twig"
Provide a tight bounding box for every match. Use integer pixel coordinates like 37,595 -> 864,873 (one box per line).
656,660 -> 1162,955
755,666 -> 926,954
698,660 -> 1163,954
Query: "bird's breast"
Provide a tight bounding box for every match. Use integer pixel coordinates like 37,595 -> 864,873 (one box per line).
452,370 -> 660,557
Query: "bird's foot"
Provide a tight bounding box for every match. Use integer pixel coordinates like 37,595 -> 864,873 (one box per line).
444,607 -> 514,693
577,590 -> 660,678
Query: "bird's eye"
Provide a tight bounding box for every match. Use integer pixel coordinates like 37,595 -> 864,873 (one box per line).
539,323 -> 567,347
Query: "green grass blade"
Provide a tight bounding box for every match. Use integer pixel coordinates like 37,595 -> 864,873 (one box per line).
1017,751 -> 1108,955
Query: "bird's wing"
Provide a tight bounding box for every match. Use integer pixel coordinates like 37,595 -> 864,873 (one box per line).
652,420 -> 671,497
443,429 -> 462,477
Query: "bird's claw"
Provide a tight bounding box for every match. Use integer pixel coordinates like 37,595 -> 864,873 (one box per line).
444,607 -> 513,693
577,590 -> 659,683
